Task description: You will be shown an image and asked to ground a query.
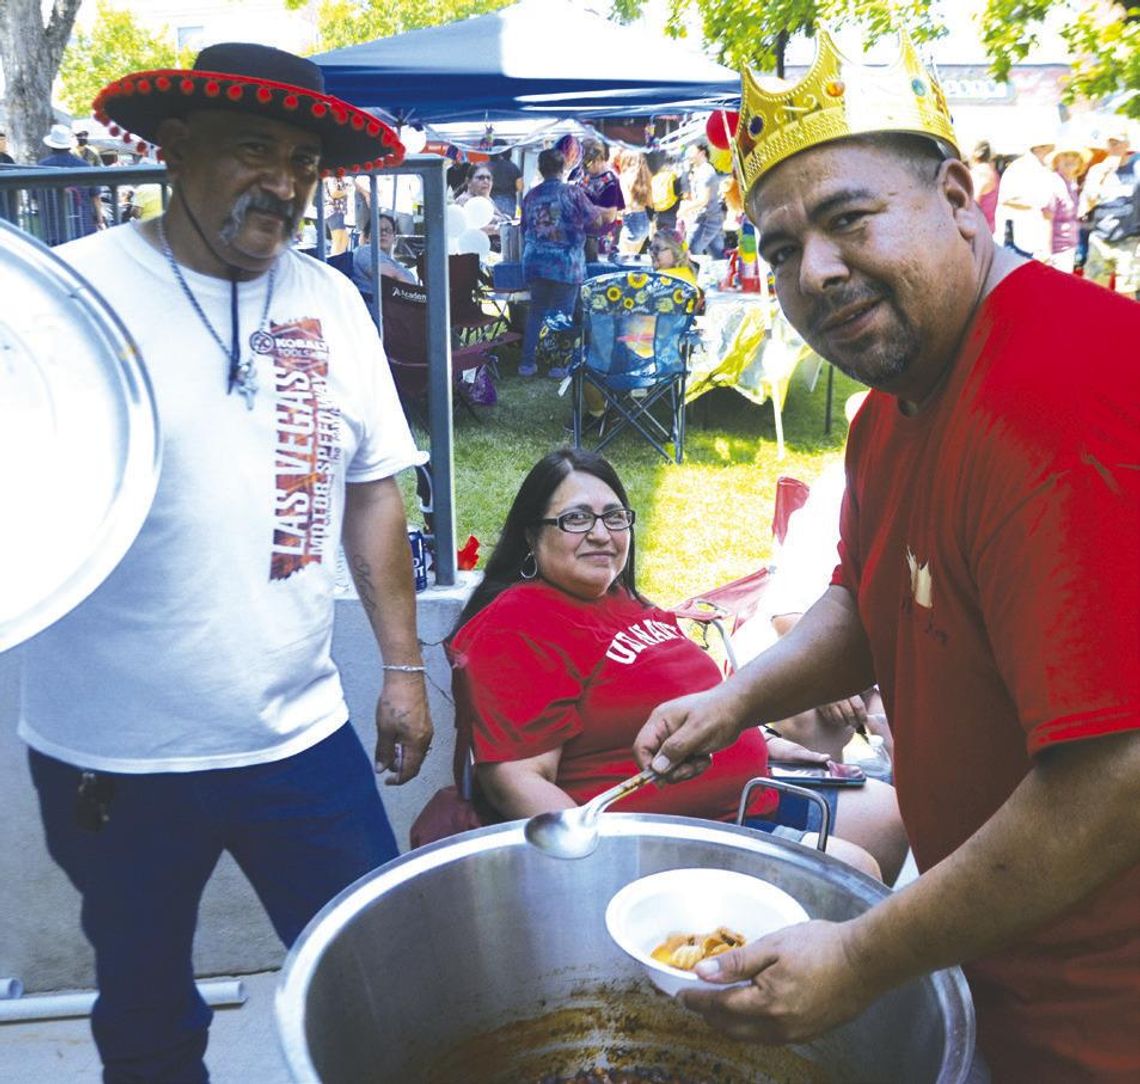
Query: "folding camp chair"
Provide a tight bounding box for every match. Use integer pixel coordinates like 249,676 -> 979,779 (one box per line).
673,476 -> 810,673
418,252 -> 522,351
570,270 -> 700,464
378,277 -> 493,427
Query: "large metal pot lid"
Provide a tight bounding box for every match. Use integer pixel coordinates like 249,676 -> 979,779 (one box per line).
0,220 -> 160,652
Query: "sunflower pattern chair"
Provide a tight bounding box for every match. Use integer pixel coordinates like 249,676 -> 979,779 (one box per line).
571,270 -> 701,463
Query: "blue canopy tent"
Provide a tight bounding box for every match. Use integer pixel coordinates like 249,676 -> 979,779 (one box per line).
313,2 -> 743,588
312,0 -> 741,123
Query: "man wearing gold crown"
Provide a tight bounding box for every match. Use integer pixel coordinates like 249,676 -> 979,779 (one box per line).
635,28 -> 1140,1081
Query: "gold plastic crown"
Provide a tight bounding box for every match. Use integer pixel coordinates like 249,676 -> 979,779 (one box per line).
733,27 -> 958,198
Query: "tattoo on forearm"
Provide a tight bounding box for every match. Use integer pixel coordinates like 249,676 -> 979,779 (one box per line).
351,554 -> 378,620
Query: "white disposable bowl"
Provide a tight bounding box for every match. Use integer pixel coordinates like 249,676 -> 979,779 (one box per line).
605,867 -> 809,997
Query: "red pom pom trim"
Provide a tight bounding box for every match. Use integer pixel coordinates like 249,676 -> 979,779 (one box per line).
156,149 -> 166,162
156,76 -> 172,91
257,87 -> 272,103
204,80 -> 221,98
366,122 -> 381,136
284,94 -> 299,110
136,141 -> 147,154
181,79 -> 195,95
363,161 -> 374,171
122,133 -> 133,144
109,125 -> 121,137
137,79 -> 151,95
311,102 -> 328,118
335,166 -> 346,177
351,114 -> 365,130
121,80 -> 136,97
226,84 -> 243,101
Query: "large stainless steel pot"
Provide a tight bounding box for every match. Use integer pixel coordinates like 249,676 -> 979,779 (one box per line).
277,816 -> 977,1083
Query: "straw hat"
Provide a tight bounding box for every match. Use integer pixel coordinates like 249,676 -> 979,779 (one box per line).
92,42 -> 403,177
1046,142 -> 1092,169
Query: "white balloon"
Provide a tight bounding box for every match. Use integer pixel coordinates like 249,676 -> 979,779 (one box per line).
463,195 -> 495,230
456,227 -> 491,258
399,126 -> 427,154
446,205 -> 467,238
447,236 -> 461,255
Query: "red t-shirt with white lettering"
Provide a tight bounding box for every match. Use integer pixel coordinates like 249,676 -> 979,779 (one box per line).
834,262 -> 1140,1080
451,580 -> 774,821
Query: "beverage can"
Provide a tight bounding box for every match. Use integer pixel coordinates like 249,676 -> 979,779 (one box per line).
408,529 -> 428,592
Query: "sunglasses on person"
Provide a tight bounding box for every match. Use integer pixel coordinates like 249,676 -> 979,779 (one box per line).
538,508 -> 636,533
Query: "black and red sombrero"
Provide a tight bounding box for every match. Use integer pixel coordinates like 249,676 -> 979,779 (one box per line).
92,42 -> 404,177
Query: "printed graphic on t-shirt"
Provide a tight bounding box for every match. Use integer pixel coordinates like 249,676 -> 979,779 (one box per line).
258,317 -> 342,580
605,618 -> 683,664
905,546 -> 933,608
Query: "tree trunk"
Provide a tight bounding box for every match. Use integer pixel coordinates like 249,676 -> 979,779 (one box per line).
0,0 -> 83,164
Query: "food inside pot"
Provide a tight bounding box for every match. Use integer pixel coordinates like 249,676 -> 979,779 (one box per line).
651,927 -> 747,971
537,1069 -> 724,1083
419,983 -> 829,1084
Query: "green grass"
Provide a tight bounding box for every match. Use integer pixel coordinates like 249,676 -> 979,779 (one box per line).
404,347 -> 866,608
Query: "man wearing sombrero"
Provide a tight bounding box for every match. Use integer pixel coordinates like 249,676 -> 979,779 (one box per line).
18,43 -> 432,1082
635,28 -> 1140,1080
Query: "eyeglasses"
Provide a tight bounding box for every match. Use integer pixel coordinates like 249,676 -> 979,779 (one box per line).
538,508 -> 636,533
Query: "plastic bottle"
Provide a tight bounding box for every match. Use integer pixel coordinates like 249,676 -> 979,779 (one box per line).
739,220 -> 761,292
843,721 -> 893,783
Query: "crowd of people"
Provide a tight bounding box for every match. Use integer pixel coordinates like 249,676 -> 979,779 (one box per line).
981,124 -> 1139,293
5,27 -> 1138,1084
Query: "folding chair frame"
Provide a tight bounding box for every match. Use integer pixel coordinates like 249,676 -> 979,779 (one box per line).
570,271 -> 700,464
572,364 -> 689,464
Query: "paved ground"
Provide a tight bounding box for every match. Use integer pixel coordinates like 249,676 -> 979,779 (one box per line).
0,971 -> 289,1083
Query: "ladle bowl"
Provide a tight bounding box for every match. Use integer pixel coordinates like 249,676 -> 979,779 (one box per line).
524,767 -> 658,858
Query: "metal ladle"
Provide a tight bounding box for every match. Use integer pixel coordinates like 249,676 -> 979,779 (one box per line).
524,766 -> 660,859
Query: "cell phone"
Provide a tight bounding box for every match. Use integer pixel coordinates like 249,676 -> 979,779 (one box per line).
767,760 -> 867,787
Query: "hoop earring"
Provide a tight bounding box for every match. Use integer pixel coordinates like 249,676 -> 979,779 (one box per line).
520,552 -> 538,580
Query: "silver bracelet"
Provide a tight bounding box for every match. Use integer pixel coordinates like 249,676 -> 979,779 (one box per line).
383,664 -> 426,673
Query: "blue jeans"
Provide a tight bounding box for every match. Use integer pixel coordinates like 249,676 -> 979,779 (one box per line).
29,723 -> 396,1084
745,784 -> 840,836
521,277 -> 580,370
689,216 -> 725,259
621,210 -> 650,245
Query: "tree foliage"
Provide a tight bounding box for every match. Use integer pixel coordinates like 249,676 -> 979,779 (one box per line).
610,0 -> 944,75
284,0 -> 515,52
983,0 -> 1140,118
0,0 -> 83,162
58,2 -> 188,117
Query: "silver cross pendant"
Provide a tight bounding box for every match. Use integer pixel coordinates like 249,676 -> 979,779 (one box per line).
231,359 -> 258,410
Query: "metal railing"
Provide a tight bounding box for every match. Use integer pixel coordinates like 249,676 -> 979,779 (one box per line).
0,156 -> 458,586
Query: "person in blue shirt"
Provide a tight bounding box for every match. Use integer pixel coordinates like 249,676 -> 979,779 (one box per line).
519,147 -> 603,378
36,123 -> 105,244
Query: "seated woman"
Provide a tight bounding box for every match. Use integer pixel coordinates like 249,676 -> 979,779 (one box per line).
733,395 -> 894,769
648,228 -> 699,286
455,163 -> 512,239
449,449 -> 908,882
351,212 -> 416,292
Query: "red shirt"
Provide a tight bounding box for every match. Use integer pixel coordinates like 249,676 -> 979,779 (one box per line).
835,262 -> 1140,1080
451,581 -> 774,821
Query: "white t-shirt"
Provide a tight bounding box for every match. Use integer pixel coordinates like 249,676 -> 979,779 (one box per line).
994,153 -> 1056,260
18,223 -> 427,772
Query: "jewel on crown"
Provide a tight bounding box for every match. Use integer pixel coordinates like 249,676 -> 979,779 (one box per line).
732,26 -> 959,198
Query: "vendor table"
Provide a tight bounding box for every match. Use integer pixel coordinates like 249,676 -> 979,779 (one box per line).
689,286 -> 830,460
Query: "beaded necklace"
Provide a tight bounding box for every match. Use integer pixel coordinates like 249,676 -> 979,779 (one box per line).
156,216 -> 277,409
